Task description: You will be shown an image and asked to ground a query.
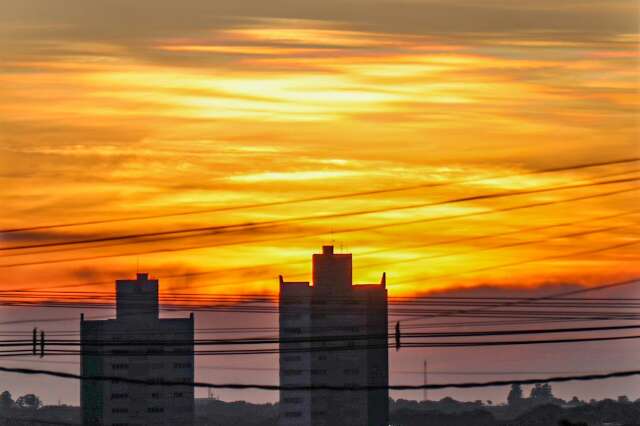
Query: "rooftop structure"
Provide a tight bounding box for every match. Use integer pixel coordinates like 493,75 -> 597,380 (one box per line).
80,273 -> 194,426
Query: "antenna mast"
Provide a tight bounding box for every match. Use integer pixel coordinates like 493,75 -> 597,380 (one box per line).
423,360 -> 428,402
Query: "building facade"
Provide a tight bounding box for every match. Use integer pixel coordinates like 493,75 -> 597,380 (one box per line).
81,273 -> 194,426
279,246 -> 389,426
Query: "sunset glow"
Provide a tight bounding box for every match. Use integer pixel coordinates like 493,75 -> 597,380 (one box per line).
2,0 -> 640,411
1,2 -> 638,303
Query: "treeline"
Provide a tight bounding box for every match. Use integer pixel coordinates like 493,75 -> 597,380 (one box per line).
1,388 -> 639,426
0,390 -> 78,425
391,399 -> 640,426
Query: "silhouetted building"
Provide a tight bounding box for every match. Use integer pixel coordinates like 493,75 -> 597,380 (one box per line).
279,246 -> 389,426
80,273 -> 194,426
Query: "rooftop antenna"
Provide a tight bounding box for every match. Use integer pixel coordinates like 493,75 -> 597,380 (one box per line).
423,360 -> 428,402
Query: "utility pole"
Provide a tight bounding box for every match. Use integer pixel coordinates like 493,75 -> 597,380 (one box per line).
423,360 -> 428,402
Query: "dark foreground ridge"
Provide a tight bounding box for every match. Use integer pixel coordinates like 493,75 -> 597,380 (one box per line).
0,395 -> 638,426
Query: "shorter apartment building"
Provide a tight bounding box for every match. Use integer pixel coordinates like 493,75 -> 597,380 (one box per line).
81,273 -> 194,426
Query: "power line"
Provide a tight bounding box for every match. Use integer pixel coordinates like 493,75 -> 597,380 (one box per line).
2,245 -> 636,316
1,316 -> 636,340
3,157 -> 637,234
3,294 -> 639,310
394,240 -> 639,297
1,324 -> 637,345
354,208 -> 640,258
351,222 -> 637,272
0,324 -> 632,348
0,277 -> 638,336
0,303 -> 637,319
2,176 -> 637,253
0,358 -> 622,377
7,201 -> 637,264
3,185 -> 635,269
1,334 -> 638,358
0,365 -> 637,391
402,276 -> 640,324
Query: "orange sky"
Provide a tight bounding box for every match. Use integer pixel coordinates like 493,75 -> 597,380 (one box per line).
0,0 -> 639,301
1,0 -> 640,407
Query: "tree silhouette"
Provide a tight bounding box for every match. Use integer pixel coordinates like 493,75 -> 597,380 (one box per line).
507,384 -> 523,406
15,394 -> 41,410
530,383 -> 554,402
0,391 -> 13,410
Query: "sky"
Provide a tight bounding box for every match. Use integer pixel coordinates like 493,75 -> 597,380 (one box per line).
0,0 -> 639,406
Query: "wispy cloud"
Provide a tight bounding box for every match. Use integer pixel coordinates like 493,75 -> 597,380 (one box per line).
0,1 -> 638,299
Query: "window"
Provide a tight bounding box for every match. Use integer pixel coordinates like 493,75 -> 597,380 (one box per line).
344,368 -> 359,375
283,397 -> 303,404
284,412 -> 302,418
111,393 -> 128,400
111,363 -> 129,370
283,355 -> 302,362
173,362 -> 192,369
283,369 -> 303,376
311,369 -> 327,375
173,392 -> 184,398
151,392 -> 161,399
147,407 -> 164,413
112,408 -> 129,414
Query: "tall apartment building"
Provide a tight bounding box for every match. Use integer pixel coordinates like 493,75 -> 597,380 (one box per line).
279,246 -> 389,426
81,273 -> 194,426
